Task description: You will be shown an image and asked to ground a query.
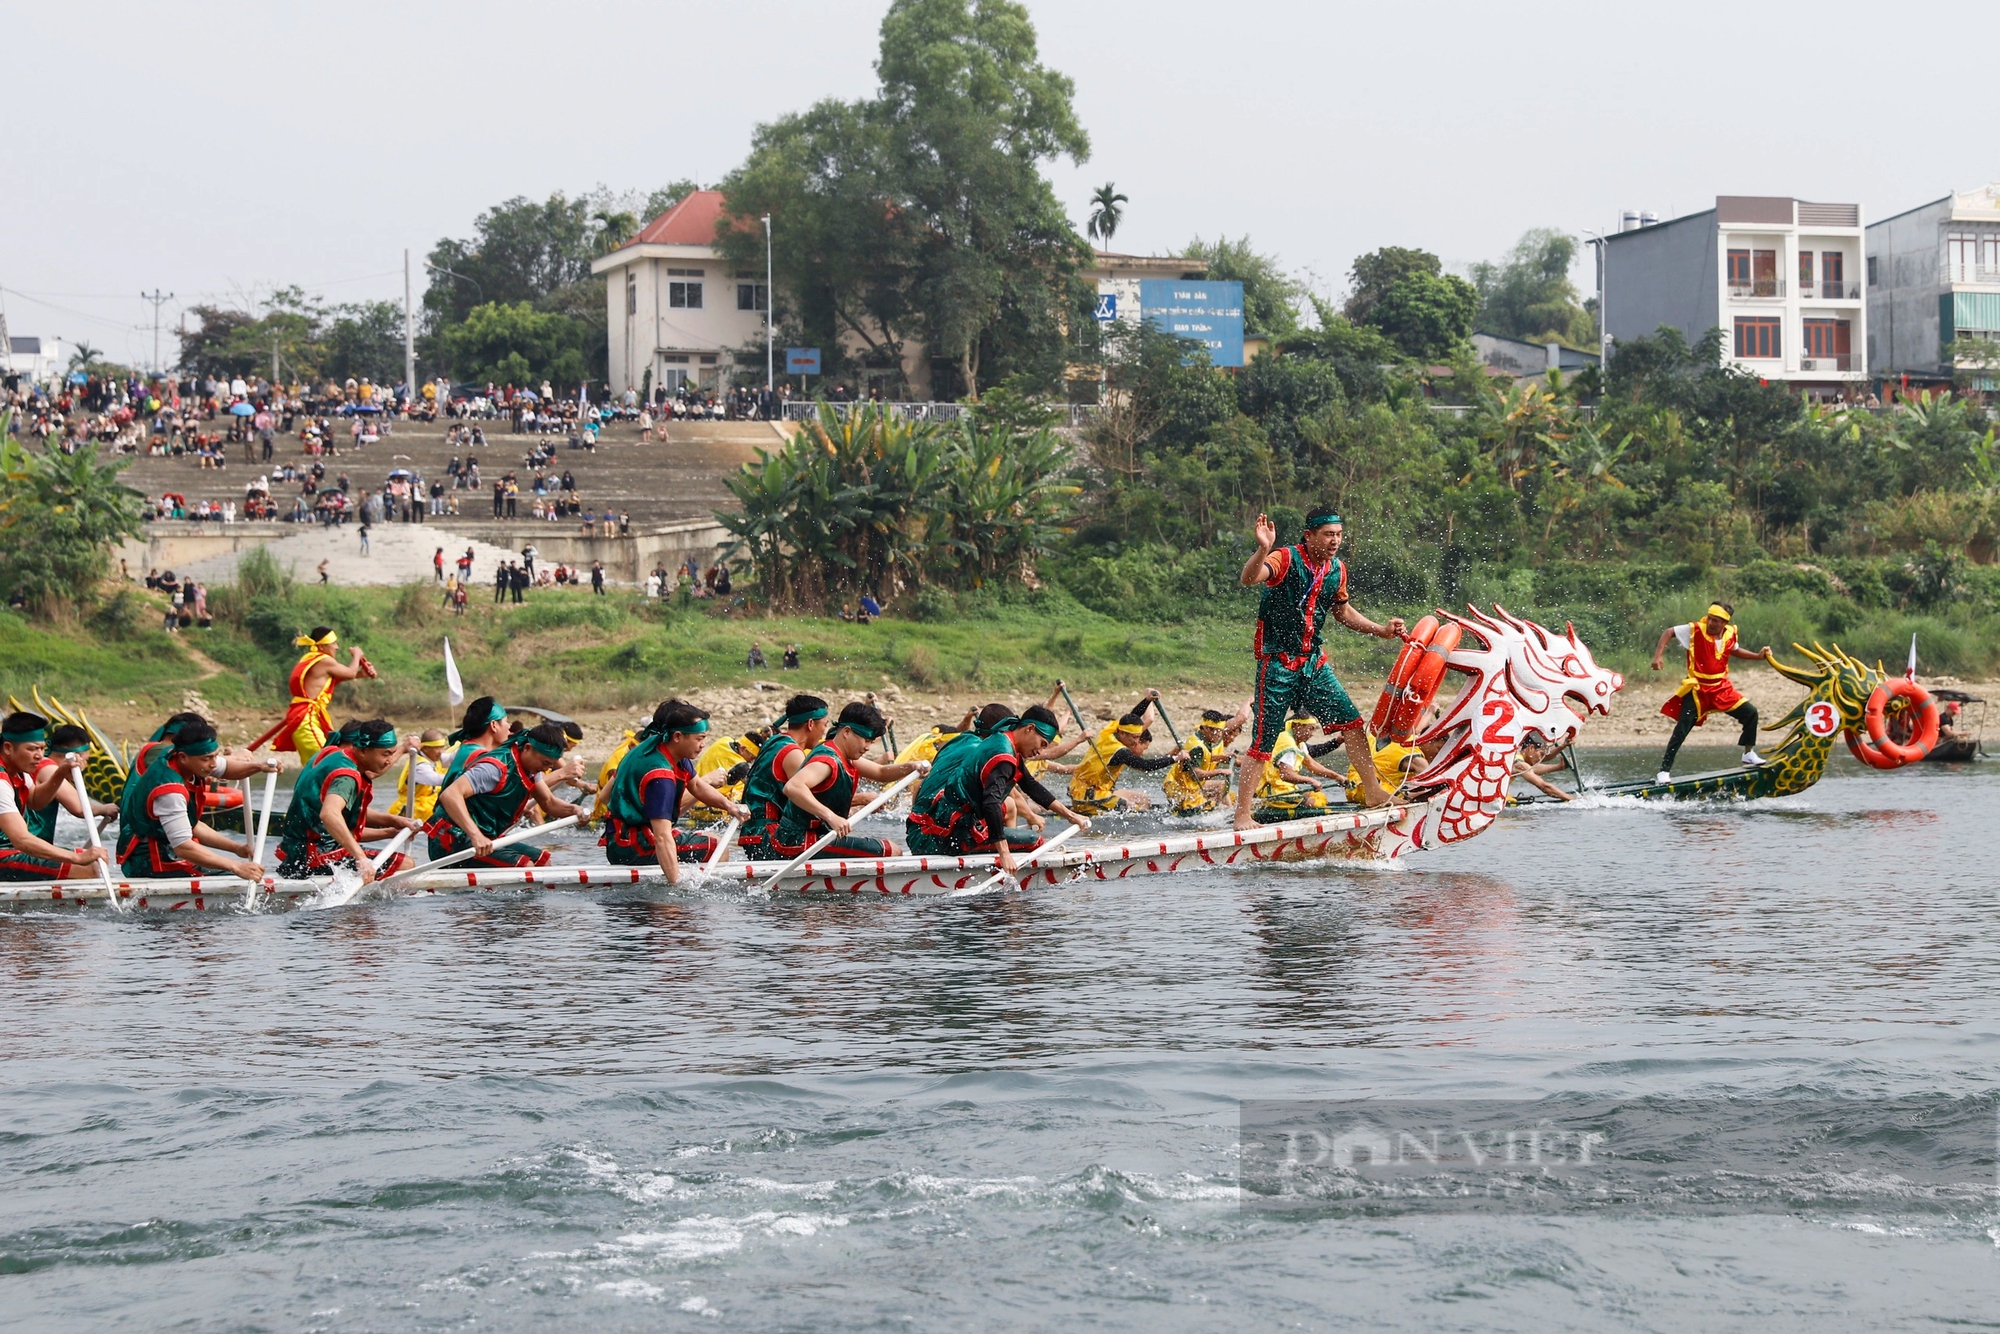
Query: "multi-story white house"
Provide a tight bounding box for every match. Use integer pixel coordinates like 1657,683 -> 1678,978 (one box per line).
590,190 -> 770,397
1603,195 -> 1867,397
1865,182 -> 2000,385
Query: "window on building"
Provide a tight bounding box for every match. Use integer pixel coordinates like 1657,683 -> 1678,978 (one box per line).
665,267 -> 705,277
669,281 -> 703,309
737,283 -> 768,312
1799,251 -> 1815,286
1822,252 -> 1844,285
1735,317 -> 1781,359
1752,249 -> 1778,295
1728,249 -> 1751,286
1867,256 -> 1878,286
1802,318 -> 1851,358
624,274 -> 637,317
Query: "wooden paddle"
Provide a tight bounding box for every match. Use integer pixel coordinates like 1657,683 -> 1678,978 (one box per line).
375,813 -> 578,893
1057,681 -> 1119,775
69,759 -> 122,914
250,768 -> 278,864
756,770 -> 921,887
697,817 -> 741,881
954,820 -> 1086,897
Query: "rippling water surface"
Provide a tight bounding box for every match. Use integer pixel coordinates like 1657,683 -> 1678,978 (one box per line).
4,747 -> 1996,1331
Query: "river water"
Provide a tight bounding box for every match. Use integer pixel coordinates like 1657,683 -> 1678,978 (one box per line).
3,745 -> 1995,1331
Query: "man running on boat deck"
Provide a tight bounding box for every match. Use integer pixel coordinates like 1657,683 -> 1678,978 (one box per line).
1066,689 -> 1184,815
0,713 -> 110,881
117,720 -> 264,881
1236,508 -> 1406,829
248,627 -> 377,759
773,701 -> 929,859
907,704 -> 1090,876
1164,709 -> 1241,815
600,700 -> 749,882
737,695 -> 832,858
426,722 -> 584,868
274,720 -> 423,882
1650,601 -> 1774,783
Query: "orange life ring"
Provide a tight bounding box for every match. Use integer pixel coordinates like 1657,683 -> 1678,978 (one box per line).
1370,615 -> 1462,744
201,786 -> 246,812
1844,679 -> 1938,769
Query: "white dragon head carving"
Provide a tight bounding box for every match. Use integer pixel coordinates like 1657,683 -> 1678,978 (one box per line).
1373,604 -> 1623,858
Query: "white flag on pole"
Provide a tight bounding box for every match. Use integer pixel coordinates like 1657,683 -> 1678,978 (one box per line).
1907,633 -> 1919,679
444,636 -> 465,705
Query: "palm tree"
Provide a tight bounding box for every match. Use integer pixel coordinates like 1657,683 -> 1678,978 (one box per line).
67,342 -> 102,372
1087,183 -> 1128,248
591,210 -> 640,253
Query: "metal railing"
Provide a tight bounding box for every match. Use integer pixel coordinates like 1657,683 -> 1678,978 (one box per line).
1818,281 -> 1862,299
1728,279 -> 1786,299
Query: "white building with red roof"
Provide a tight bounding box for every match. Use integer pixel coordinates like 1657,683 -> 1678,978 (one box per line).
590,190 -> 770,397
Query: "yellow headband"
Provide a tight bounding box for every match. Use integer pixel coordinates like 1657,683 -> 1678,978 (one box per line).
1705,604 -> 1732,624
1115,723 -> 1143,737
294,632 -> 338,649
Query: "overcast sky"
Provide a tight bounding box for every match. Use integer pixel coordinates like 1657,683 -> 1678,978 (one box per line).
5,0 -> 1985,368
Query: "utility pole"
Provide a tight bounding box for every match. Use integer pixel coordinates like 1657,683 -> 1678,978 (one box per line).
140,288 -> 174,375
404,248 -> 416,410
271,332 -> 279,383
1584,230 -> 1609,371
762,214 -> 774,396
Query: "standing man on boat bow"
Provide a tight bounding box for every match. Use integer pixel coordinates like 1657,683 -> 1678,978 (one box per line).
1236,508 -> 1405,830
1651,601 -> 1773,783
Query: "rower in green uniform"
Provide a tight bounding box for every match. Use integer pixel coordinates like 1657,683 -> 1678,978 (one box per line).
600,699 -> 749,883
425,722 -> 583,869
0,713 -> 109,882
907,703 -> 1090,878
116,720 -> 264,881
772,701 -> 929,858
1234,507 -> 1406,829
440,697 -> 511,786
737,695 -> 830,857
274,719 -> 423,882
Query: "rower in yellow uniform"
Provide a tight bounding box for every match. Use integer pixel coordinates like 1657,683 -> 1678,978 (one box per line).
894,709 -> 977,767
1252,716 -> 1340,820
248,626 -> 377,758
393,730 -> 452,820
1163,709 -> 1240,816
684,727 -> 771,821
1343,734 -> 1423,806
1066,691 -> 1184,815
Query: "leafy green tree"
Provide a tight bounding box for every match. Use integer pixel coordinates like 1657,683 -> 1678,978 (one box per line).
1184,235 -> 1302,337
436,302 -> 589,387
422,193 -> 598,329
0,413 -> 146,613
1343,246 -> 1442,324
1469,228 -> 1594,347
1365,270 -> 1478,362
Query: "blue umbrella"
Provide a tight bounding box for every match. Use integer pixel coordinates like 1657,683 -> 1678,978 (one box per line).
67,372 -> 88,384
228,401 -> 256,416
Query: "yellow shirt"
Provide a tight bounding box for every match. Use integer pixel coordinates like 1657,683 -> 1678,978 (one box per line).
1164,734 -> 1225,809
895,729 -> 959,767
1257,730 -> 1310,800
1345,739 -> 1420,804
686,734 -> 758,819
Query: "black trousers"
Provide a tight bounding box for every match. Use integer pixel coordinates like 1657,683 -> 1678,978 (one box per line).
1660,699 -> 1758,770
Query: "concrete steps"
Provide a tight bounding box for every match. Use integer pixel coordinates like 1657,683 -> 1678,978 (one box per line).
171,522 -> 532,589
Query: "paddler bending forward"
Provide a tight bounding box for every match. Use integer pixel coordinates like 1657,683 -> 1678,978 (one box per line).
600,700 -> 750,883
249,627 -> 377,758
736,695 -> 833,857
0,712 -> 110,881
274,719 -> 423,882
773,701 -> 928,858
907,704 -> 1089,877
1651,601 -> 1772,783
1235,508 -> 1406,830
117,720 -> 264,881
425,722 -> 583,868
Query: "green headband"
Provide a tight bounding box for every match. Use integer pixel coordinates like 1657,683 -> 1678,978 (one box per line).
778,705 -> 828,728
519,733 -> 565,760
51,740 -> 89,754
1024,717 -> 1059,742
174,736 -> 220,757
150,719 -> 185,742
832,719 -> 882,742
341,724 -> 399,750
1305,510 -> 1342,530
3,728 -> 48,745
670,718 -> 711,738
448,703 -> 507,742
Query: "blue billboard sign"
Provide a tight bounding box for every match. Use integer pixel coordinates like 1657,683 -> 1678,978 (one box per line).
784,347 -> 821,375
1136,279 -> 1245,367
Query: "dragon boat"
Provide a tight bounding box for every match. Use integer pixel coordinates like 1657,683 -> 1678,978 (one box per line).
4,605 -> 1624,913
1583,643 -> 1941,800
6,689 -> 249,831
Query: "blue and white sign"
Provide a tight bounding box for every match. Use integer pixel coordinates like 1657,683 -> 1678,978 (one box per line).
1093,293 -> 1118,321
784,347 -> 821,375
1137,279 -> 1245,367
